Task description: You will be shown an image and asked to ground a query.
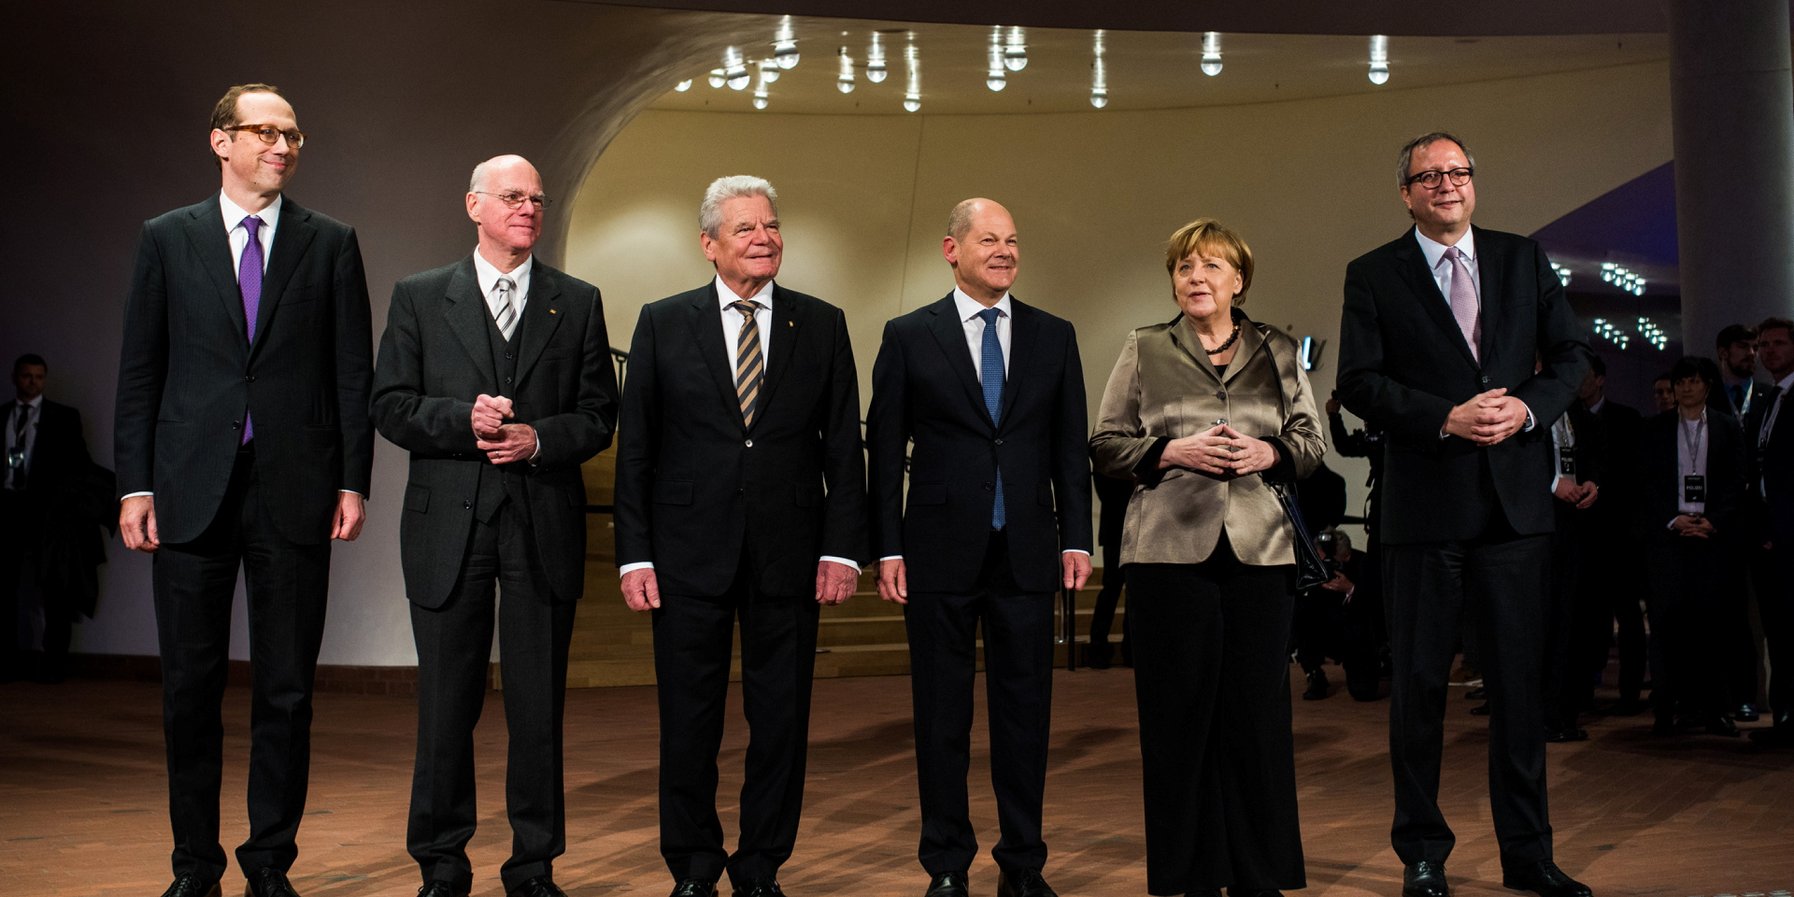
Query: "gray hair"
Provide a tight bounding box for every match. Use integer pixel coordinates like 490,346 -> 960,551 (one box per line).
946,199 -> 979,241
1396,131 -> 1475,187
700,175 -> 778,237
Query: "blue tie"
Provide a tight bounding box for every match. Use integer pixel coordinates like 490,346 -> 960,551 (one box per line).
978,307 -> 1006,529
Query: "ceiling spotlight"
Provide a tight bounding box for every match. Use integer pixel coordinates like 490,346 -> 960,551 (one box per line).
1091,30 -> 1108,109
1549,261 -> 1571,287
706,69 -> 725,89
1368,35 -> 1390,85
772,15 -> 799,70
986,32 -> 1007,92
1201,32 -> 1223,77
753,90 -> 769,110
758,58 -> 781,84
866,32 -> 889,83
674,79 -> 692,92
837,46 -> 855,94
1003,26 -> 1028,72
722,47 -> 750,90
904,37 -> 921,111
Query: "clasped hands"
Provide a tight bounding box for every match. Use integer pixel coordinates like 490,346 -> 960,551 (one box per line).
1552,477 -> 1598,510
1159,423 -> 1277,476
472,393 -> 537,465
1444,388 -> 1529,446
1671,513 -> 1716,540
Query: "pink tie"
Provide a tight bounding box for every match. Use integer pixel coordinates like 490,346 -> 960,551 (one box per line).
1445,246 -> 1480,363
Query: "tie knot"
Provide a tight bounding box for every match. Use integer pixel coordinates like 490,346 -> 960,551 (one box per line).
495,276 -> 515,294
242,215 -> 263,236
1444,245 -> 1467,263
732,300 -> 758,318
977,307 -> 1001,325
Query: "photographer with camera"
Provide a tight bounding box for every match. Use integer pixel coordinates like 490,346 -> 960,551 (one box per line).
1292,528 -> 1383,701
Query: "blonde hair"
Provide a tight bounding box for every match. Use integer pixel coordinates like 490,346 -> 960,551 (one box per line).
1164,217 -> 1254,303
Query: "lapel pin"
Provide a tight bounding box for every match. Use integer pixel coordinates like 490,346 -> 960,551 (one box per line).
787,320 -> 794,328
549,308 -> 558,315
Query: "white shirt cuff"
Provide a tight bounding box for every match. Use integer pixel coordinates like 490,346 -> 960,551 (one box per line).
619,561 -> 654,577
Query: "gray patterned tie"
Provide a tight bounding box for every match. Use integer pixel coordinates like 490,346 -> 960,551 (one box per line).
493,276 -> 518,341
733,300 -> 764,427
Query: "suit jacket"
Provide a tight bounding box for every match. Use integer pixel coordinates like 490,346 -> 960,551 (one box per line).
1745,383 -> 1794,544
613,282 -> 867,598
1586,398 -> 1644,526
1637,409 -> 1748,541
1089,314 -> 1325,567
1337,226 -> 1590,545
866,293 -> 1092,594
115,195 -> 374,545
371,256 -> 619,609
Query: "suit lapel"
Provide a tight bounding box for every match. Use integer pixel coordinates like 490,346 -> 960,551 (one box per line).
444,258 -> 500,392
1473,227 -> 1504,369
1394,232 -> 1479,369
925,295 -> 991,428
250,198 -> 317,359
1223,316 -> 1267,386
180,199 -> 249,349
754,286 -> 801,429
513,264 -> 564,388
1167,314 -> 1223,385
689,284 -> 747,431
999,299 -> 1040,424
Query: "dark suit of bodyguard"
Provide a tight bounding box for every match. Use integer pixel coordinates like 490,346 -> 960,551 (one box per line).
371,155 -> 618,897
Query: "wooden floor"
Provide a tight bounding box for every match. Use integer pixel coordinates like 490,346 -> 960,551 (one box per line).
3,669 -> 1792,897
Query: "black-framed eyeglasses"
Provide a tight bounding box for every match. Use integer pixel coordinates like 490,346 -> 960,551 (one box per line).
1405,167 -> 1473,189
223,124 -> 306,148
473,191 -> 551,210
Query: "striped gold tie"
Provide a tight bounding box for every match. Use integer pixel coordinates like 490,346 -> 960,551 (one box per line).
732,300 -> 764,427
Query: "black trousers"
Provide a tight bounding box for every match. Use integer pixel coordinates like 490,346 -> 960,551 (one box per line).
1753,540 -> 1794,719
407,502 -> 575,893
1544,508 -> 1603,731
904,532 -> 1054,877
152,446 -> 331,884
1385,526 -> 1553,870
1128,541 -> 1303,896
652,556 -> 820,887
1643,534 -> 1729,722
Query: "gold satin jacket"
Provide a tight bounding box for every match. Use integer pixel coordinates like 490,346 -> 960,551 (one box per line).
1089,312 -> 1325,567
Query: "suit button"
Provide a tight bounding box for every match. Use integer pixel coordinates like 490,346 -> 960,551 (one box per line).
983,482 -> 994,491
994,438 -> 1004,446
1216,390 -> 1226,400
736,487 -> 744,495
243,375 -> 255,382
745,439 -> 754,447
504,376 -> 514,384
232,419 -> 241,429
463,500 -> 472,509
1481,376 -> 1491,385
504,352 -> 514,360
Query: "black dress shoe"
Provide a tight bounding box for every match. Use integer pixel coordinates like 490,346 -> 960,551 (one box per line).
733,879 -> 784,897
924,871 -> 969,897
245,869 -> 299,897
1501,860 -> 1591,897
1465,686 -> 1487,700
1702,715 -> 1740,737
160,875 -> 221,897
418,883 -> 470,897
1735,703 -> 1759,722
1402,860 -> 1449,897
508,877 -> 568,897
671,880 -> 719,897
1544,727 -> 1588,743
996,868 -> 1057,897
1303,668 -> 1331,700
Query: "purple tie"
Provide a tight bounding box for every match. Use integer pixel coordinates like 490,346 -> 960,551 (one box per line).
1445,246 -> 1480,363
240,215 -> 263,443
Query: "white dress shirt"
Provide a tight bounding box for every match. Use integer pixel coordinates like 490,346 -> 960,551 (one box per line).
471,250 -> 534,321
220,191 -> 281,280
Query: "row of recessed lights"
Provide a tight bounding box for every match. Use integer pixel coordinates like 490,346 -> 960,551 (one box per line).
672,24 -> 1399,111
1592,316 -> 1669,352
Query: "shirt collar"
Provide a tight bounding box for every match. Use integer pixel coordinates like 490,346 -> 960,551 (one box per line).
1414,226 -> 1475,272
219,191 -> 282,233
472,250 -> 533,299
1775,370 -> 1794,393
15,395 -> 42,410
715,275 -> 774,310
953,288 -> 1012,322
